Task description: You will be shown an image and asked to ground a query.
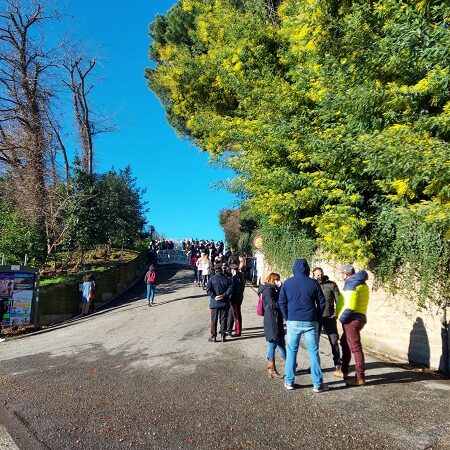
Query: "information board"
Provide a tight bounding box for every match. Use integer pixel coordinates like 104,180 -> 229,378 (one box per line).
0,271 -> 36,326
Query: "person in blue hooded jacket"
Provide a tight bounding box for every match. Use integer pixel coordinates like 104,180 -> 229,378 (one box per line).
278,259 -> 328,393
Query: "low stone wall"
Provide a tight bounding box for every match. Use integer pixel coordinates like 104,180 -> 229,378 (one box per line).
38,252 -> 148,324
259,255 -> 449,372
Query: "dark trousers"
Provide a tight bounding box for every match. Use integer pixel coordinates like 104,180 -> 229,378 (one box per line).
227,303 -> 242,336
320,317 -> 341,366
341,319 -> 366,380
210,307 -> 228,337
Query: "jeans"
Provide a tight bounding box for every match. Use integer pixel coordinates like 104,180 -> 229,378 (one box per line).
267,336 -> 286,361
146,283 -> 155,302
285,320 -> 323,388
193,265 -> 198,282
341,319 -> 366,380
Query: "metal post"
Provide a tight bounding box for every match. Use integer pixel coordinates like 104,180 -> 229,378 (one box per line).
33,272 -> 40,328
440,301 -> 449,377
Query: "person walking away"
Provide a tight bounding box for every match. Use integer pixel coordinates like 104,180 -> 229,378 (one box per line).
206,263 -> 232,342
191,252 -> 199,284
145,265 -> 157,306
227,264 -> 245,337
336,265 -> 370,386
81,274 -> 95,315
278,258 -> 328,393
312,267 -> 342,376
259,273 -> 286,379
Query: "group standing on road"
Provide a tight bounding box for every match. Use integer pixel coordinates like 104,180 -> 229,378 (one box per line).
141,238 -> 370,394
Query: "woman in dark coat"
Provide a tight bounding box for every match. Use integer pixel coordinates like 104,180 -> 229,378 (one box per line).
258,272 -> 286,379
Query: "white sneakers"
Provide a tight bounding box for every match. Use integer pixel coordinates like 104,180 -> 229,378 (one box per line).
312,384 -> 330,393
284,382 -> 294,390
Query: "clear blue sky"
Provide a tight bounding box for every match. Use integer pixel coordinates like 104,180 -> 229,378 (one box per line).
58,0 -> 236,241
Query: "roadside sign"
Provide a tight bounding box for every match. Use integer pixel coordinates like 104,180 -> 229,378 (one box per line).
0,265 -> 39,327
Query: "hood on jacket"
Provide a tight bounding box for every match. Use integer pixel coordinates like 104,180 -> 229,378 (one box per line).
354,270 -> 368,282
292,258 -> 310,276
343,269 -> 368,290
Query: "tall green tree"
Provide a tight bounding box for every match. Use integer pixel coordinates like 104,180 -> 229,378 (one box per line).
148,0 -> 450,304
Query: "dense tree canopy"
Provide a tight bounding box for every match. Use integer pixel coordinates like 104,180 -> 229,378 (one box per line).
147,0 -> 450,304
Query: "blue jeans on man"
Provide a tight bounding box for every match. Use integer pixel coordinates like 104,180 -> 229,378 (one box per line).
285,320 -> 324,388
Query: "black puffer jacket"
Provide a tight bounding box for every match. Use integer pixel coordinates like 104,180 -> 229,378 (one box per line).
258,284 -> 285,342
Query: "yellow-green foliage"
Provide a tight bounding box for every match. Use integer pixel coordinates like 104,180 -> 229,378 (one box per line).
147,0 -> 450,304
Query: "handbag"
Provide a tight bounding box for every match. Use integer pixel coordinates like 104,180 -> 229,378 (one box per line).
256,293 -> 264,316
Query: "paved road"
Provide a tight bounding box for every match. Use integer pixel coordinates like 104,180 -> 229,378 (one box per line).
0,266 -> 449,449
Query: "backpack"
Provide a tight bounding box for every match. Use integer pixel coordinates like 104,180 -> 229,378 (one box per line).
146,271 -> 156,284
256,293 -> 264,316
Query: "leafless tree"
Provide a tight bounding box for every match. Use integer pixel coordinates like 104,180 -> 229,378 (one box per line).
0,0 -> 57,228
63,56 -> 115,175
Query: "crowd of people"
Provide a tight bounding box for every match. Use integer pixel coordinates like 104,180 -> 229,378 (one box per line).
143,239 -> 369,393
259,259 -> 369,393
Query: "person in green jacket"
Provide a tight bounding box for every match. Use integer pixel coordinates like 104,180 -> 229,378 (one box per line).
336,265 -> 369,386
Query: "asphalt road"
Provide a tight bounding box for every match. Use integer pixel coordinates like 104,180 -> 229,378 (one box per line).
0,266 -> 449,449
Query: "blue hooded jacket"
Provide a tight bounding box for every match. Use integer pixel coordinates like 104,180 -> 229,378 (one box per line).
278,259 -> 326,322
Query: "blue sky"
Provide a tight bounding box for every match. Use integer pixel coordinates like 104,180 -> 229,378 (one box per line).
58,0 -> 236,241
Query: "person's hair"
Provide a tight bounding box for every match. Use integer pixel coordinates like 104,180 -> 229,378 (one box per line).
265,272 -> 280,285
312,267 -> 323,274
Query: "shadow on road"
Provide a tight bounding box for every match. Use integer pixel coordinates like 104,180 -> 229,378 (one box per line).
321,360 -> 445,391
229,328 -> 265,341
151,293 -> 207,307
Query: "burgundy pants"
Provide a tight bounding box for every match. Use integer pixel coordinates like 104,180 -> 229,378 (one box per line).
231,304 -> 242,336
341,319 -> 366,380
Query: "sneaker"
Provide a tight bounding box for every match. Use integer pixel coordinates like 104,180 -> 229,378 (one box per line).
284,382 -> 294,390
147,302 -> 151,307
0,338 -> 5,343
312,384 -> 330,393
346,378 -> 366,387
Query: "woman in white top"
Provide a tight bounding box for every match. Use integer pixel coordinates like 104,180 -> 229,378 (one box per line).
199,253 -> 211,289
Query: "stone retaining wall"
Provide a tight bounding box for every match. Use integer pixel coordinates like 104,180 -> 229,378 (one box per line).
38,252 -> 148,324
